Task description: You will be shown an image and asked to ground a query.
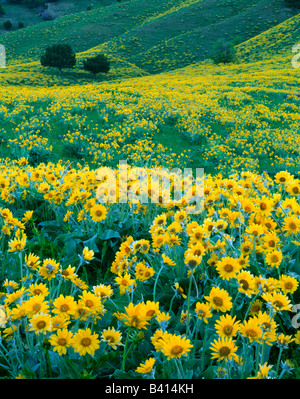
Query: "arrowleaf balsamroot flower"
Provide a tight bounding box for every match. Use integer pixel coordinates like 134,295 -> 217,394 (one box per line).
160,334 -> 193,360
49,328 -> 73,356
215,257 -> 241,280
101,327 -> 122,350
89,204 -> 107,222
52,294 -> 77,319
215,314 -> 240,338
72,328 -> 100,356
82,247 -> 94,261
210,337 -> 238,362
114,302 -> 149,330
195,302 -> 212,323
204,286 -> 232,312
239,317 -> 263,343
29,313 -> 52,335
135,358 -> 156,374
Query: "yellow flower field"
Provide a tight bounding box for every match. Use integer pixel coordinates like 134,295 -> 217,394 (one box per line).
0,2 -> 300,380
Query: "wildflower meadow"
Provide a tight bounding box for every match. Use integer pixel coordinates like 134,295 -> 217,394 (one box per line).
0,0 -> 300,382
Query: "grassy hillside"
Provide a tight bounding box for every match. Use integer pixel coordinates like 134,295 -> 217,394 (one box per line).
97,0 -> 297,73
237,10 -> 300,62
0,0 -> 113,34
0,0 -> 193,64
0,0 -> 297,74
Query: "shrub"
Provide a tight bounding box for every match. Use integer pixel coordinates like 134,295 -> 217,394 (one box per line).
28,147 -> 51,166
40,10 -> 56,20
0,5 -> 5,16
3,20 -> 12,31
83,54 -> 110,76
209,38 -> 236,64
40,44 -> 76,73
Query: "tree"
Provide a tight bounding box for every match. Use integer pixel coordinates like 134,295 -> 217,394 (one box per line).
209,38 -> 236,65
0,6 -> 5,16
40,44 -> 76,73
83,54 -> 110,76
284,0 -> 300,8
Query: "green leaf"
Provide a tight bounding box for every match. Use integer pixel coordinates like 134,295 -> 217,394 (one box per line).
100,229 -> 121,241
83,234 -> 101,253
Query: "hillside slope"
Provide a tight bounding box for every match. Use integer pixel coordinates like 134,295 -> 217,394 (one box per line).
0,0 -> 297,74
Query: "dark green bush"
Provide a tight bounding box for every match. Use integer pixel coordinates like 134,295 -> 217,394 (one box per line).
209,39 -> 236,64
83,54 -> 110,76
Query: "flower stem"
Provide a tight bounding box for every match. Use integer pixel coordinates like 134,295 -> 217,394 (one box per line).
153,264 -> 164,303
185,271 -> 193,337
122,330 -> 131,371
276,347 -> 284,378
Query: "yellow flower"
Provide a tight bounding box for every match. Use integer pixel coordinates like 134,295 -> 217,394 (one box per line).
184,253 -> 201,269
23,295 -> 49,318
38,259 -> 60,280
93,284 -> 113,300
204,286 -> 232,312
265,250 -> 282,268
294,331 -> 300,345
248,362 -> 273,379
256,196 -> 273,217
162,253 -> 176,266
174,282 -> 187,299
82,247 -> 94,261
78,290 -> 105,316
101,327 -> 122,350
22,210 -> 33,223
279,274 -> 299,294
248,299 -> 263,316
215,314 -> 240,338
156,311 -> 171,324
29,313 -> 52,335
52,294 -> 77,319
49,328 -> 73,356
141,301 -> 160,320
115,273 -> 136,295
215,257 -> 241,280
194,302 -> 212,323
72,328 -> 100,356
135,358 -> 156,374
282,216 -> 300,236
60,265 -> 77,280
239,317 -> 263,343
24,253 -> 41,270
51,315 -> 71,331
257,310 -> 276,336
210,337 -> 238,362
261,292 -> 292,312
237,271 -> 255,296
27,282 -> 49,297
89,204 -> 107,222
8,230 -> 27,252
160,334 -> 193,360
276,333 -> 294,347
114,302 -> 149,330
